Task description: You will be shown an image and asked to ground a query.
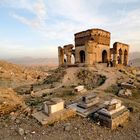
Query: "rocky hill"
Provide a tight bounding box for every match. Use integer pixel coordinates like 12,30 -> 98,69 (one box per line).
0,60 -> 48,88
0,60 -> 140,140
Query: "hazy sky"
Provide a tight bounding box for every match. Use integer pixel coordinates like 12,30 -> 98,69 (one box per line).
0,0 -> 140,59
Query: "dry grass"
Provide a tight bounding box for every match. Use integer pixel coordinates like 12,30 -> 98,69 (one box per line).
0,88 -> 23,116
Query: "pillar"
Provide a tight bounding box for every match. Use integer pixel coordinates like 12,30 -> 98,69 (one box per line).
113,53 -> 117,67
58,47 -> 64,66
66,53 -> 71,64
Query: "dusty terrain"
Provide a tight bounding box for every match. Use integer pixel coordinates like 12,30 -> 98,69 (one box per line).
0,61 -> 140,140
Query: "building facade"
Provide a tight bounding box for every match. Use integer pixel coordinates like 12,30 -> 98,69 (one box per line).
58,28 -> 129,67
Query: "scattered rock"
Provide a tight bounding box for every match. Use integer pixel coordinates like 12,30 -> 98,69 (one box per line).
10,116 -> 16,121
64,123 -> 71,131
15,119 -> 20,124
121,82 -> 136,89
25,129 -> 30,134
31,131 -> 36,134
118,89 -> 132,97
18,127 -> 25,136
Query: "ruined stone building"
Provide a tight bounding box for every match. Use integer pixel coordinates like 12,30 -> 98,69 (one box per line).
58,28 -> 129,67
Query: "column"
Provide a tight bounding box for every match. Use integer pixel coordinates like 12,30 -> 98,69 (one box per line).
58,47 -> 64,66
66,53 -> 71,65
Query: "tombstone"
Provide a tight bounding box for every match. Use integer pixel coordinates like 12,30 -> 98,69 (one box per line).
43,98 -> 64,115
78,94 -> 99,109
98,99 -> 129,129
74,85 -> 85,92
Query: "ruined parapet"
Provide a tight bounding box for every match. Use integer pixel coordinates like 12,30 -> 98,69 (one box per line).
113,42 -> 129,66
63,44 -> 74,65
74,28 -> 111,47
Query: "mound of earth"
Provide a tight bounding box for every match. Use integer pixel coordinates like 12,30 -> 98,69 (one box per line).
0,60 -> 47,88
0,88 -> 24,116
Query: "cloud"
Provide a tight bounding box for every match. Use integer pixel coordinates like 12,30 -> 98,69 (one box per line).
0,0 -> 140,58
111,0 -> 139,4
6,0 -> 47,29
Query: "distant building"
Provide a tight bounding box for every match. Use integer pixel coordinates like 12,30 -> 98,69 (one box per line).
58,28 -> 129,67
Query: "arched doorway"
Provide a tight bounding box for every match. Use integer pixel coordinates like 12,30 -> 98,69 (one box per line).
80,50 -> 85,63
124,50 -> 128,66
102,50 -> 107,63
71,54 -> 75,64
118,49 -> 122,64
64,54 -> 67,64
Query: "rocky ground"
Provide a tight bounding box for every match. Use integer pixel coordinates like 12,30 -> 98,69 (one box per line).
0,61 -> 140,140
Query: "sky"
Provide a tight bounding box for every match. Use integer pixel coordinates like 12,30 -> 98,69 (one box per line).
0,0 -> 140,59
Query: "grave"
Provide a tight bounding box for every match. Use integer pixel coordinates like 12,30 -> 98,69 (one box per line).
32,98 -> 75,125
97,99 -> 129,129
43,98 -> 64,115
74,85 -> 85,93
68,94 -> 103,117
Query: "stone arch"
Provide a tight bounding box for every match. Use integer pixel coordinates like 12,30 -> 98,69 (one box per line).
80,50 -> 85,63
102,50 -> 108,63
64,54 -> 67,64
118,48 -> 123,64
124,49 -> 128,66
71,54 -> 75,64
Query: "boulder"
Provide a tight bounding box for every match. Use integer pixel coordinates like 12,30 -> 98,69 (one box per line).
121,82 -> 136,89
118,89 -> 132,97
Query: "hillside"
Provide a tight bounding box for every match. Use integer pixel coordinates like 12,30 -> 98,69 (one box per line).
0,61 -> 140,140
0,60 -> 47,88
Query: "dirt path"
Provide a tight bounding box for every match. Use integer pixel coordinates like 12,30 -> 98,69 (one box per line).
95,67 -> 119,91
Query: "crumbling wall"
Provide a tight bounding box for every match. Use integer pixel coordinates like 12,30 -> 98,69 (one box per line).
113,42 -> 129,66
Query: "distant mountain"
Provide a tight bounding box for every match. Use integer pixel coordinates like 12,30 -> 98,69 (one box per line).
7,57 -> 58,66
129,52 -> 140,67
129,58 -> 140,67
129,52 -> 140,60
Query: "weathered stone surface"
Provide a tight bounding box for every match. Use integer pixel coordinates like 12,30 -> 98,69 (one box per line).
32,108 -> 76,125
43,98 -> 64,115
121,82 -> 136,89
64,123 -> 71,131
74,85 -> 85,92
99,109 -> 129,129
18,127 -> 25,136
78,94 -> 99,109
104,99 -> 122,111
98,99 -> 129,129
118,89 -> 132,97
